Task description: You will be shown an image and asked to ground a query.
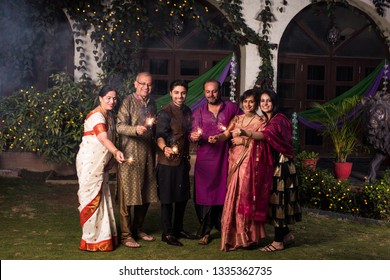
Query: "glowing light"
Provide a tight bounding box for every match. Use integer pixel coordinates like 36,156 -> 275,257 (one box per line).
145,117 -> 155,127
126,156 -> 134,164
218,124 -> 227,131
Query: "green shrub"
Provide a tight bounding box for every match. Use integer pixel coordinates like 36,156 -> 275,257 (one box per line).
0,73 -> 97,164
296,150 -> 319,159
299,167 -> 359,215
299,165 -> 390,221
357,170 -> 390,220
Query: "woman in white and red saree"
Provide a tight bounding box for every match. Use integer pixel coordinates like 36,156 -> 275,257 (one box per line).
76,85 -> 125,252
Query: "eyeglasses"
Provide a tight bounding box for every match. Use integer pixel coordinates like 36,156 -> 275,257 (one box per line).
136,80 -> 153,87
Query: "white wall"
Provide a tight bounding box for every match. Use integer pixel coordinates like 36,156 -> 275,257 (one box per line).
65,12 -> 102,82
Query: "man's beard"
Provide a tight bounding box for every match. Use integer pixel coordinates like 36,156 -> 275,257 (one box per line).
207,98 -> 221,105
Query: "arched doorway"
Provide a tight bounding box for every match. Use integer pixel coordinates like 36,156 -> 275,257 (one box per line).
277,3 -> 389,153
139,0 -> 238,99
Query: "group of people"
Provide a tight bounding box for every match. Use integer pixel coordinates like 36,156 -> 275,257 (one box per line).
75,71 -> 302,253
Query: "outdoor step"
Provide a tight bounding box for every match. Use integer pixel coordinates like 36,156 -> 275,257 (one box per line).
0,169 -> 20,178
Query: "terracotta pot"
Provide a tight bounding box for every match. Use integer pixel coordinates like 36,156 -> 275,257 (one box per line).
301,158 -> 319,171
333,162 -> 353,180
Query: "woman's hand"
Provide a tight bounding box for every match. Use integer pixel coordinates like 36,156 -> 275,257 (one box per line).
114,150 -> 125,163
231,128 -> 243,137
231,137 -> 244,146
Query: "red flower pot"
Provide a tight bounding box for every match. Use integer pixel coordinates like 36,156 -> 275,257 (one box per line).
301,158 -> 319,171
333,162 -> 353,180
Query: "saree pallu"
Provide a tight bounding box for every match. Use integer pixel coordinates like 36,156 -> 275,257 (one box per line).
76,111 -> 118,251
238,139 -> 274,222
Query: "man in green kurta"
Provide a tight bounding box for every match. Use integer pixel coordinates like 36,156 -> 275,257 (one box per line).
116,72 -> 158,248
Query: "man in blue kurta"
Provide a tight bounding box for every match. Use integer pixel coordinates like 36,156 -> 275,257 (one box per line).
190,79 -> 241,245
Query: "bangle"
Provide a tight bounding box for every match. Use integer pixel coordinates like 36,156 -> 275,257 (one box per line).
162,146 -> 167,152
248,131 -> 253,138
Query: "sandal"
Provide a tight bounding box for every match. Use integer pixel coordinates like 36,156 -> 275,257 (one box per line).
122,237 -> 141,248
198,234 -> 211,245
137,232 -> 155,242
260,243 -> 284,252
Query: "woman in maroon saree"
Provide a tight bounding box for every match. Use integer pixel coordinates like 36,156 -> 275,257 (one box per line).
233,89 -> 302,252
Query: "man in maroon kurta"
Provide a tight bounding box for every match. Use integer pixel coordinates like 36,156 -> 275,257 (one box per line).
190,79 -> 241,245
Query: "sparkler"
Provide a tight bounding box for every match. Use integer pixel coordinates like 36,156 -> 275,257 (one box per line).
172,145 -> 179,154
218,123 -> 227,131
145,117 -> 155,127
126,156 -> 134,164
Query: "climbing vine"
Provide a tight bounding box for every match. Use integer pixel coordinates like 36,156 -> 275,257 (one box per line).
1,0 -> 389,95
1,0 -> 389,165
63,0 -> 278,89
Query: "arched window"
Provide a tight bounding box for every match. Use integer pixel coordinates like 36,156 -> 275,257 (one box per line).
139,0 -> 238,98
277,3 -> 389,152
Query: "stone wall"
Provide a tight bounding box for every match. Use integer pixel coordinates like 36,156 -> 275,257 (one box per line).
0,152 -> 76,176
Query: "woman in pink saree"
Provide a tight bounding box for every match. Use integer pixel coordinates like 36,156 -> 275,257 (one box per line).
209,89 -> 267,251
76,85 -> 125,251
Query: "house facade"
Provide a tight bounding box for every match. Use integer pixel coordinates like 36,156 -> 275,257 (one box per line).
0,0 -> 389,172
72,0 -> 389,152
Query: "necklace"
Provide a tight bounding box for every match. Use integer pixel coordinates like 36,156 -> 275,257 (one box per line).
241,114 -> 256,128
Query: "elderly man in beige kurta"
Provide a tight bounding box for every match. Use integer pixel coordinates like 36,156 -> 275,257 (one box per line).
116,72 -> 158,248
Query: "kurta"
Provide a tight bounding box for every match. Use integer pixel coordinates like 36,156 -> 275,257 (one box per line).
76,108 -> 118,251
191,100 -> 242,205
220,114 -> 264,251
116,93 -> 158,211
156,102 -> 192,204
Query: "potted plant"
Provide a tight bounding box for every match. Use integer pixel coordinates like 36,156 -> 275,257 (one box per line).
296,150 -> 320,171
311,96 -> 361,179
